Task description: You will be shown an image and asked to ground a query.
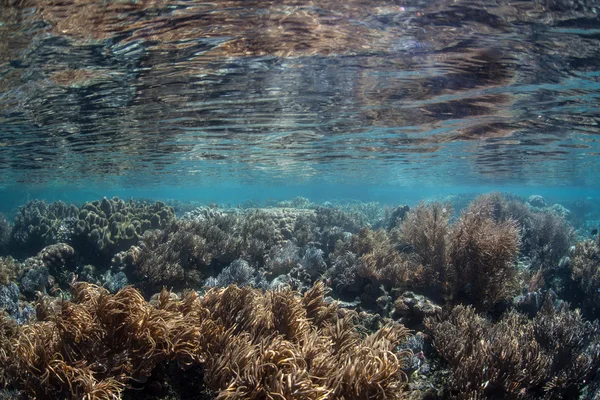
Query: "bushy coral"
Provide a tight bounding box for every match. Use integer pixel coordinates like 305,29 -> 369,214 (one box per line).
292,206 -> 366,254
299,246 -> 327,280
447,195 -> 521,310
471,193 -> 575,273
208,258 -> 263,288
10,200 -> 79,257
0,214 -> 9,256
266,240 -> 301,276
426,300 -> 600,399
237,209 -> 281,265
0,281 -> 413,399
133,221 -> 208,294
398,202 -> 451,297
327,250 -> 365,298
525,211 -> 575,272
132,209 -> 296,294
73,197 -> 175,264
350,228 -> 415,289
570,239 -> 600,318
325,228 -> 416,309
0,257 -> 21,287
0,283 -> 19,319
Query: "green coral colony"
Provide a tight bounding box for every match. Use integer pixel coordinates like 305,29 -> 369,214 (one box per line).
0,193 -> 599,399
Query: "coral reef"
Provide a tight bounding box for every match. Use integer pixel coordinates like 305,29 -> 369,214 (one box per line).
292,206 -> 366,252
393,292 -> 442,328
447,195 -> 521,310
132,221 -> 207,294
527,194 -> 546,208
0,194 -> 598,399
266,240 -> 301,277
10,200 -> 79,257
206,258 -> 264,288
0,257 -> 21,287
570,239 -> 600,318
525,211 -> 575,272
0,283 -> 19,320
0,215 -> 9,256
397,202 -> 451,298
73,197 -> 175,265
426,300 -> 600,399
237,209 -> 281,265
19,243 -> 76,296
386,204 -> 410,230
348,228 -> 415,291
0,281 -> 413,399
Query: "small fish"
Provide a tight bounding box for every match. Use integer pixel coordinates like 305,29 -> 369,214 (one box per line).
592,229 -> 598,236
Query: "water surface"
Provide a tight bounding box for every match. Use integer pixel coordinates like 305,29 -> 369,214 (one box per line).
0,0 -> 599,195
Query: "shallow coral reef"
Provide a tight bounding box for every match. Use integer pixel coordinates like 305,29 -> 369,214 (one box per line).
0,193 -> 599,399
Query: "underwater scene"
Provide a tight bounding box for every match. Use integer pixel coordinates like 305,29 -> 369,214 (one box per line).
1,0 -> 600,399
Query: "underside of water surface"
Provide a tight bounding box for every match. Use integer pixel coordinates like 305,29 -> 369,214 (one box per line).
1,0 -> 600,399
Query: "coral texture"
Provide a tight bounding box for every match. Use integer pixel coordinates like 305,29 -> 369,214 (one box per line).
447,195 -> 521,310
73,197 -> 175,264
0,281 -> 413,399
10,200 -> 79,256
426,300 -> 600,399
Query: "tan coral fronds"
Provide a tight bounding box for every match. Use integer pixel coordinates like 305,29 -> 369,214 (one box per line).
2,281 -> 412,399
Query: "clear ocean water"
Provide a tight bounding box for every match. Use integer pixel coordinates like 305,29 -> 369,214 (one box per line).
1,1 -> 600,399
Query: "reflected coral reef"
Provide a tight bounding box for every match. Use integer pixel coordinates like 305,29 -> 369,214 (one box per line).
1,0 -> 600,186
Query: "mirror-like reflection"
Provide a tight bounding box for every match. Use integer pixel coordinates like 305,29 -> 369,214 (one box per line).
0,0 -> 599,186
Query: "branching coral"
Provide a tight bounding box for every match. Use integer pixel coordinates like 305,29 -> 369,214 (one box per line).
464,193 -> 575,272
0,214 -> 9,256
133,209 -> 298,293
134,220 -> 208,294
397,202 -> 451,296
426,300 -> 600,399
525,211 -> 574,272
447,195 -> 521,310
0,257 -> 21,287
238,210 -> 281,265
208,258 -> 262,288
570,239 -> 600,318
0,281 -> 413,399
266,240 -> 301,277
351,228 -> 416,289
292,206 -> 365,254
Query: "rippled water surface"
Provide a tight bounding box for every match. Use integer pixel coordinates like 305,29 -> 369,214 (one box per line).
1,0 -> 600,188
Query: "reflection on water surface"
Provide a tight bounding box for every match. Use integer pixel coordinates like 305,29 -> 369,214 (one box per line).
0,0 -> 599,186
